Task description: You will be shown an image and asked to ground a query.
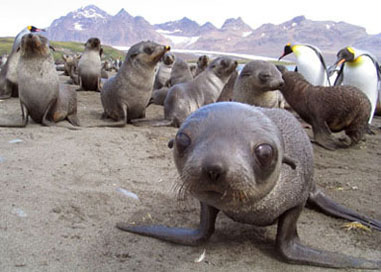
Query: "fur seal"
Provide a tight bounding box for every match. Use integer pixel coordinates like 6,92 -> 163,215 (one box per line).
0,26 -> 46,99
78,37 -> 102,91
100,41 -> 170,126
279,70 -> 371,150
153,52 -> 175,90
217,69 -> 238,102
62,54 -> 80,85
149,58 -> 194,107
193,55 -> 209,77
164,57 -> 237,127
233,60 -> 285,108
117,102 -> 381,269
0,34 -> 79,128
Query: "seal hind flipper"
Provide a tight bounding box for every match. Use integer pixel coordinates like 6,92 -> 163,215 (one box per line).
277,204 -> 381,268
116,202 -> 219,246
307,188 -> 381,231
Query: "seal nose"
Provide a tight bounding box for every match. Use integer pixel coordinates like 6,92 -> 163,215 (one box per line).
278,80 -> 285,88
203,163 -> 226,183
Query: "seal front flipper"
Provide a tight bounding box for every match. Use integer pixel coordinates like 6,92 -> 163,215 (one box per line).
307,188 -> 381,231
277,204 -> 381,269
116,202 -> 219,246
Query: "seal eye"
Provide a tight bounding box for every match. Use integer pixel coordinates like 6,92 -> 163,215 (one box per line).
254,144 -> 274,168
144,47 -> 154,55
175,132 -> 191,153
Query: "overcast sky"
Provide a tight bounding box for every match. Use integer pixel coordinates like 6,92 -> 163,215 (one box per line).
1,0 -> 380,37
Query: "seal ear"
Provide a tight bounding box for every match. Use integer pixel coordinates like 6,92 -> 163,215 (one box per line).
282,155 -> 297,170
16,46 -> 21,53
168,139 -> 174,149
49,45 -> 56,52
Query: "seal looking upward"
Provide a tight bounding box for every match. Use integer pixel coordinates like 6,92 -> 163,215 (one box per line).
117,102 -> 381,269
100,41 -> 170,126
0,26 -> 46,99
78,37 -> 102,92
0,34 -> 79,128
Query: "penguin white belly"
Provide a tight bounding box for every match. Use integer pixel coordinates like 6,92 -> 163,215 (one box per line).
295,48 -> 329,86
343,58 -> 378,123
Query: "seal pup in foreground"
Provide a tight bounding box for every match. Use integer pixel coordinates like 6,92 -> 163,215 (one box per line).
333,46 -> 380,124
100,41 -> 170,126
0,34 -> 79,128
233,60 -> 285,108
279,71 -> 371,150
164,57 -> 237,127
117,102 -> 381,269
0,26 -> 46,99
77,37 -> 102,92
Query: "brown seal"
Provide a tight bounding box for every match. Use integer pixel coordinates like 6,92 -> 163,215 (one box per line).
0,34 -> 79,128
77,37 -> 102,91
100,41 -> 170,126
193,55 -> 209,77
279,70 -> 371,150
117,102 -> 381,269
62,54 -> 80,85
233,60 -> 285,108
164,57 -> 237,127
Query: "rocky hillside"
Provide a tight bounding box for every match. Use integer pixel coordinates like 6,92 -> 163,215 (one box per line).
45,5 -> 381,61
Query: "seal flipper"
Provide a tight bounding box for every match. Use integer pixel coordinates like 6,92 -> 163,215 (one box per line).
307,188 -> 381,231
277,204 -> 381,269
116,202 -> 219,246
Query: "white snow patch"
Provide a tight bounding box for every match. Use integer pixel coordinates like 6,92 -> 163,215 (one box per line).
292,22 -> 297,27
261,33 -> 266,37
156,29 -> 181,34
161,34 -> 200,46
326,24 -> 331,30
242,31 -> 252,38
74,8 -> 105,19
74,22 -> 84,31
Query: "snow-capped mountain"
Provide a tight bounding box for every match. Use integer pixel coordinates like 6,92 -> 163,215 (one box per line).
44,5 -> 381,61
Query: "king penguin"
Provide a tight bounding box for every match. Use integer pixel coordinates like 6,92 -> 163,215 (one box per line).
279,43 -> 331,86
12,26 -> 46,52
333,47 -> 380,124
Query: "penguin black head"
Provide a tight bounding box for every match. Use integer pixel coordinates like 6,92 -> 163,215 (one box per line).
27,26 -> 46,33
335,47 -> 355,66
278,43 -> 293,61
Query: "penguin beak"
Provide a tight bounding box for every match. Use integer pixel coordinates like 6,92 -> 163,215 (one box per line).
165,45 -> 171,51
334,58 -> 346,67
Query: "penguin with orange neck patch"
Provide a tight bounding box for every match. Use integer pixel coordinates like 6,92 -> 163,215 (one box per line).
333,47 -> 380,124
279,43 -> 331,86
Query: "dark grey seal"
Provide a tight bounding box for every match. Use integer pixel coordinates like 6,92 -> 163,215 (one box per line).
279,71 -> 371,150
117,102 -> 381,269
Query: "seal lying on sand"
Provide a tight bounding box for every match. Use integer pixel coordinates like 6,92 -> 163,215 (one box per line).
279,70 -> 371,150
233,60 -> 285,108
164,57 -> 237,127
100,41 -> 170,126
78,37 -> 102,91
0,34 -> 79,128
117,102 -> 381,269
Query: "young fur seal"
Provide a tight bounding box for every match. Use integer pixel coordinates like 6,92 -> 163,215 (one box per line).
78,37 -> 102,91
100,41 -> 170,126
279,70 -> 371,150
0,34 -> 79,128
164,57 -> 237,127
117,102 -> 381,269
233,60 -> 285,108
